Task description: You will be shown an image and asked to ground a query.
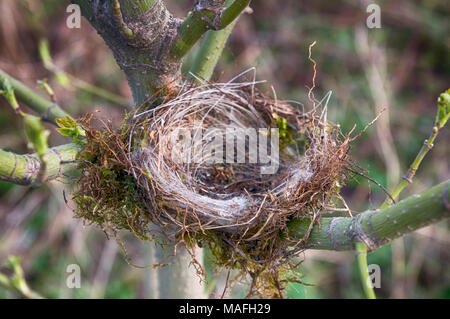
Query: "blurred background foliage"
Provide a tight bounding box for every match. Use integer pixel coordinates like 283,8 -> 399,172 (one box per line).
0,0 -> 448,298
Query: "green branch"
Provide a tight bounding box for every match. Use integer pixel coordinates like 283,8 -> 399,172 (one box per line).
38,39 -> 129,106
0,69 -> 71,124
380,89 -> 450,209
189,0 -> 242,81
0,143 -> 80,185
0,256 -> 44,299
170,0 -> 250,62
355,242 -> 376,299
288,179 -> 450,250
355,88 -> 450,298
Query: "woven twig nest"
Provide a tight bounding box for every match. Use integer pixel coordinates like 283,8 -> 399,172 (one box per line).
127,77 -> 351,242
74,75 -> 352,297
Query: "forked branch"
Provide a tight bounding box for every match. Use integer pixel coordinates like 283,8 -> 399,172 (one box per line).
72,0 -> 250,104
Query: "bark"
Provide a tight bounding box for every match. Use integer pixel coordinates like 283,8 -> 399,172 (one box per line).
73,0 -> 250,104
73,0 -> 181,103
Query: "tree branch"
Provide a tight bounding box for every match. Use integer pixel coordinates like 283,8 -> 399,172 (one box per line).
170,0 -> 250,63
380,89 -> 450,209
73,0 -> 250,104
0,143 -> 80,185
73,0 -> 182,104
189,0 -> 243,81
0,69 -> 71,124
0,256 -> 44,299
354,89 -> 449,298
355,242 -> 376,299
288,179 -> 450,251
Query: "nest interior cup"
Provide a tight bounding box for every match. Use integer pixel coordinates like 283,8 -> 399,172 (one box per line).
128,76 -> 349,240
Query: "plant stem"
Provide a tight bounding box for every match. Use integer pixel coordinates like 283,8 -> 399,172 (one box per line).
0,143 -> 80,185
287,179 -> 450,250
39,39 -> 129,106
74,0 -> 180,104
380,122 -> 449,209
0,271 -> 44,299
355,89 -> 449,298
355,242 -> 376,299
189,0 -> 240,81
71,77 -> 130,106
170,0 -> 250,62
0,256 -> 45,299
0,69 -> 71,124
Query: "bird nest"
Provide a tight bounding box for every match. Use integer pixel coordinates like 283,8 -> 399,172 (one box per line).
72,77 -> 352,297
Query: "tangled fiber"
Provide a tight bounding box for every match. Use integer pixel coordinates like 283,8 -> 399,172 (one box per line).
72,74 -> 353,297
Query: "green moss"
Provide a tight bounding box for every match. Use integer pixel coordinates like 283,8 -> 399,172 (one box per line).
71,117 -> 153,242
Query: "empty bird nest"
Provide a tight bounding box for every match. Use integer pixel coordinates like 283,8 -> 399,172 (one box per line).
71,74 -> 355,297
